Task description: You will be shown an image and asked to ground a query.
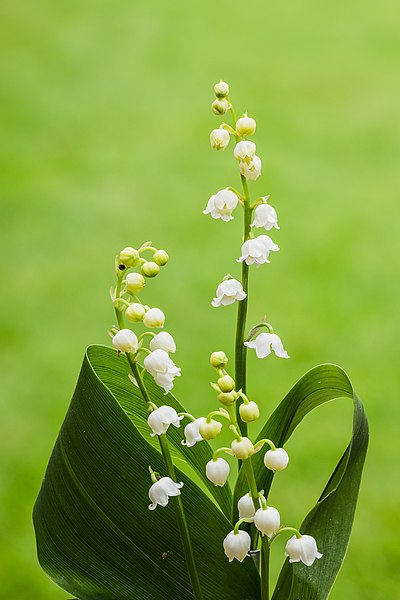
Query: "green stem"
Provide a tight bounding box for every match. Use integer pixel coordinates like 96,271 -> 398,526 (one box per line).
261,537 -> 270,600
235,174 -> 252,435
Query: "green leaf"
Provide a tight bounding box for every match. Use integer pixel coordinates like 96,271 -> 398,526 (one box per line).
34,345 -> 260,600
234,364 -> 368,600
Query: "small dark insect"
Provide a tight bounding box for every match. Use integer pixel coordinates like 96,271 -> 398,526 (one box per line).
118,264 -> 126,271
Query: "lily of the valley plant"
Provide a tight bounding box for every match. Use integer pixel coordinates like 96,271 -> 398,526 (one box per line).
34,82 -> 368,600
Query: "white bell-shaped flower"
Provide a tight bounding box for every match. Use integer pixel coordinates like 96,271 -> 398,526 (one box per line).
244,332 -> 289,359
206,457 -> 230,486
239,155 -> 262,181
251,202 -> 279,231
203,189 -> 239,222
147,405 -> 183,436
254,506 -> 281,537
210,128 -> 230,151
182,417 -> 206,447
212,278 -> 247,307
144,349 -> 181,393
223,530 -> 251,562
112,329 -> 138,354
237,493 -> 257,519
143,308 -> 165,328
234,140 -> 256,161
125,272 -> 145,294
237,235 -> 279,267
264,447 -> 289,471
150,332 -> 176,353
231,437 -> 254,460
148,476 -> 183,510
285,534 -> 323,566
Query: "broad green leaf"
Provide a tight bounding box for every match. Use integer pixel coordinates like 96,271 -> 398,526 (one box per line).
34,345 -> 260,600
234,364 -> 368,600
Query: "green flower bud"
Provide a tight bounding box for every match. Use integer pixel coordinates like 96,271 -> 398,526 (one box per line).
199,419 -> 222,440
214,81 -> 229,98
141,261 -> 160,278
218,391 -> 237,406
217,375 -> 235,393
212,98 -> 229,115
126,272 -> 145,294
125,303 -> 146,323
236,115 -> 257,137
119,247 -> 140,268
210,351 -> 228,368
239,401 -> 260,423
231,437 -> 255,460
153,250 -> 169,266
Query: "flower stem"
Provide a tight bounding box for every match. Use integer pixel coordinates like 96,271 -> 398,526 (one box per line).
261,537 -> 270,600
235,174 -> 252,435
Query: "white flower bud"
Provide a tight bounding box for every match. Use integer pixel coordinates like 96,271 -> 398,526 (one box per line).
210,351 -> 228,368
254,506 -> 281,537
148,476 -> 183,510
237,235 -> 279,267
231,437 -> 254,460
125,272 -> 145,294
141,261 -> 160,278
153,250 -> 169,266
251,202 -> 279,231
147,405 -> 183,436
237,493 -> 257,519
144,349 -> 181,393
285,534 -> 323,566
212,98 -> 229,115
264,447 -> 289,471
239,401 -> 260,423
214,80 -> 229,98
143,308 -> 165,328
199,419 -> 222,440
118,247 -> 140,268
239,155 -> 262,180
234,140 -> 256,161
149,332 -> 176,353
223,530 -> 251,562
203,189 -> 239,222
212,278 -> 246,307
125,303 -> 146,322
206,457 -> 230,486
112,329 -> 138,354
210,128 -> 230,151
244,332 -> 289,359
217,375 -> 235,392
182,417 -> 206,448
236,115 -> 256,137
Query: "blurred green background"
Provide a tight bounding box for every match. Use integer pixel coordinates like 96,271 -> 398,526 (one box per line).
1,0 -> 399,598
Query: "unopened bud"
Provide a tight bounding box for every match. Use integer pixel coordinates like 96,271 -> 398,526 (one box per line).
218,391 -> 237,406
231,437 -> 255,460
126,272 -> 145,294
199,419 -> 222,440
239,401 -> 260,423
236,115 -> 257,137
210,351 -> 228,368
125,303 -> 146,323
264,448 -> 289,472
217,375 -> 235,393
212,98 -> 229,115
141,261 -> 160,278
153,250 -> 169,266
214,81 -> 229,98
119,247 -> 140,268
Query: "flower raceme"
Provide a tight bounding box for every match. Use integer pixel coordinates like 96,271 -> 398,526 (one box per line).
237,235 -> 279,267
285,535 -> 323,566
147,405 -> 183,436
144,349 -> 181,393
212,278 -> 246,307
244,332 -> 289,359
203,189 -> 239,222
148,477 -> 184,510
